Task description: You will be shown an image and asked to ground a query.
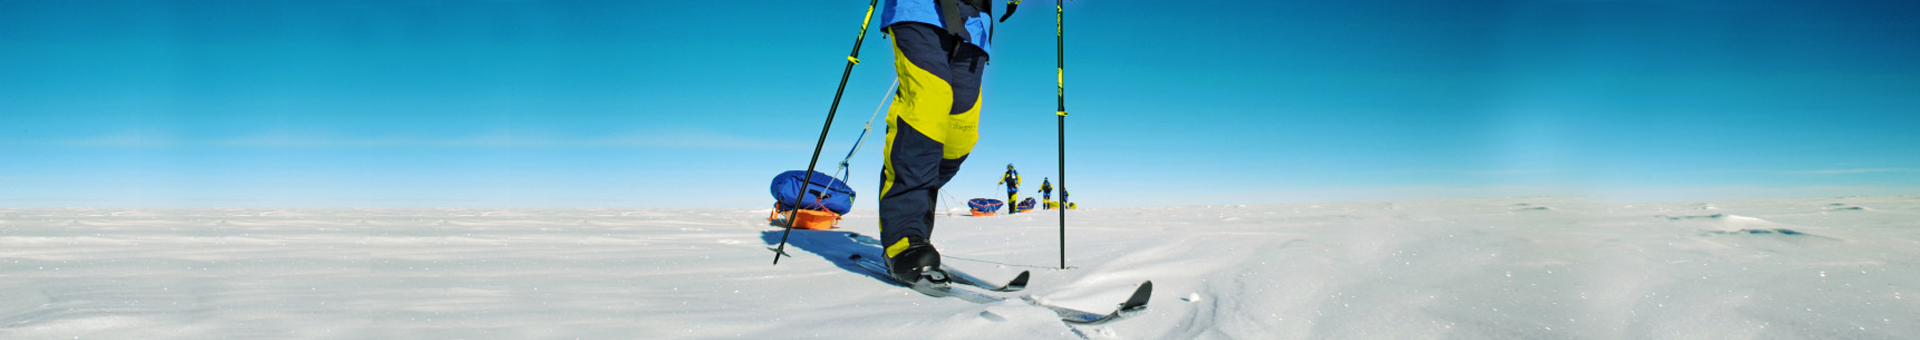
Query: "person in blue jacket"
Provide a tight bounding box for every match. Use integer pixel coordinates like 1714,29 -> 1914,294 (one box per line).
877,0 -> 1017,285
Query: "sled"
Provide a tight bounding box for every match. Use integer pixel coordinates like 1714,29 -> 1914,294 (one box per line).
769,203 -> 842,230
968,198 -> 1004,217
767,170 -> 855,229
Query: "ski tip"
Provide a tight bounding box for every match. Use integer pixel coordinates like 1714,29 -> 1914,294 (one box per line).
1120,281 -> 1153,311
1008,271 -> 1031,290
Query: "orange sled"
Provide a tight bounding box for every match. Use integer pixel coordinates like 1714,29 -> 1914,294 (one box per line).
769,203 -> 841,230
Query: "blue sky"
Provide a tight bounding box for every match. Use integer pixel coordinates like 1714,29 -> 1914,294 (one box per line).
3,0 -> 1917,208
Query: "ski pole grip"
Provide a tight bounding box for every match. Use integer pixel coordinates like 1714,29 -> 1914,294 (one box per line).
999,0 -> 1020,22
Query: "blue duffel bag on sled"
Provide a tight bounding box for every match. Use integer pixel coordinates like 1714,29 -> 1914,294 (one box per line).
768,170 -> 856,229
968,198 -> 1004,216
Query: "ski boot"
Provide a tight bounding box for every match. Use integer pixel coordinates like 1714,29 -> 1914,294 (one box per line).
887,243 -> 949,287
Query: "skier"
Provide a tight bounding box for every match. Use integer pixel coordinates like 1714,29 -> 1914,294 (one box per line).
1038,177 -> 1052,209
877,0 -> 1009,285
998,164 -> 1020,214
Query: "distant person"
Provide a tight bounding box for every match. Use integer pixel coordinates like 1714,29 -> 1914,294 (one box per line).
1038,177 -> 1053,209
875,0 -> 1008,286
998,164 -> 1020,214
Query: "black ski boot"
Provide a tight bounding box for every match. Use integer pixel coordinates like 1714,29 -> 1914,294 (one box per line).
887,243 -> 948,286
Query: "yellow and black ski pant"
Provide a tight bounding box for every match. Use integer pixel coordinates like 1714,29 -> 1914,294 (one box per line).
879,23 -> 987,259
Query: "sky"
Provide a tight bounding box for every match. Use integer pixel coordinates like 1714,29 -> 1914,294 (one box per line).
2,0 -> 1917,209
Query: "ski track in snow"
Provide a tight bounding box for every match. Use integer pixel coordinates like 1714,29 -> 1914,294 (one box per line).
1,197 -> 1917,339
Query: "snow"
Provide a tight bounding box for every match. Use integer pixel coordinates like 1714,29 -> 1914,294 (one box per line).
2,196 -> 1917,339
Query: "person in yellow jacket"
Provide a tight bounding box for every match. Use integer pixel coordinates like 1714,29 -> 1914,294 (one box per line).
997,164 -> 1020,214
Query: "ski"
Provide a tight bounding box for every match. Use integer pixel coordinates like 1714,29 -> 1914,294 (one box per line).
846,253 -> 1152,324
944,264 -> 1029,292
847,253 -> 1028,292
1023,281 -> 1152,325
909,278 -> 1009,304
849,253 -> 1007,303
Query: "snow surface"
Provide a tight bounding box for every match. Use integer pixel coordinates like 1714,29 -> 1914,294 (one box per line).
2,196 -> 1917,339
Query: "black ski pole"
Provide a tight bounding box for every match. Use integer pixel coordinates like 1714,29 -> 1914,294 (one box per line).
1055,0 -> 1068,270
772,0 -> 881,265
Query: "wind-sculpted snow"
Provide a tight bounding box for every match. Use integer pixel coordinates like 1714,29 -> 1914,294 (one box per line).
1,197 -> 1916,339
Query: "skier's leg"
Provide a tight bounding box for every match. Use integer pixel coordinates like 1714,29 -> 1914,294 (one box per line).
879,23 -> 959,282
941,38 -> 988,216
942,37 -> 986,164
923,33 -> 983,250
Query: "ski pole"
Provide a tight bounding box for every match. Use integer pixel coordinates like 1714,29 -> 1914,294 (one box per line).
1055,0 -> 1069,270
773,0 -> 881,265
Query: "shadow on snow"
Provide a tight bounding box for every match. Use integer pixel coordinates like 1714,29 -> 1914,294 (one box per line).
760,229 -> 903,287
